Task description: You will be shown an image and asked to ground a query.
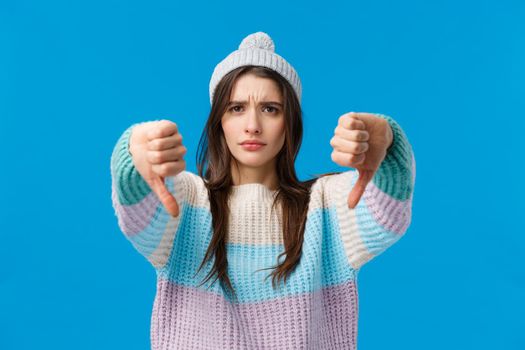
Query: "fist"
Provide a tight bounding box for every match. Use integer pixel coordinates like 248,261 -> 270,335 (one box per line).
129,119 -> 187,217
330,112 -> 393,209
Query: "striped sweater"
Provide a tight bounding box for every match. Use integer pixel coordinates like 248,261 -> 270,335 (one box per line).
110,114 -> 416,350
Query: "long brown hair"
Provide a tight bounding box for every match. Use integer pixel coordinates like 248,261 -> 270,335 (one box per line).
194,65 -> 339,302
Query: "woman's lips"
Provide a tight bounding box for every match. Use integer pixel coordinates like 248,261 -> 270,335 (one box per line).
241,143 -> 265,151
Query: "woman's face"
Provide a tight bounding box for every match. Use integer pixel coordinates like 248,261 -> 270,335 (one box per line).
221,73 -> 285,171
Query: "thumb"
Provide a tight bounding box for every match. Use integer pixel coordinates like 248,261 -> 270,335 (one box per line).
347,170 -> 374,209
149,175 -> 180,218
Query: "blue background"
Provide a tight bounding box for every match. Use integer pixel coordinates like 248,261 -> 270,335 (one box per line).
1,0 -> 523,349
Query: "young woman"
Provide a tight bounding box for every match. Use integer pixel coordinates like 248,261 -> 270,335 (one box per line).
110,31 -> 416,350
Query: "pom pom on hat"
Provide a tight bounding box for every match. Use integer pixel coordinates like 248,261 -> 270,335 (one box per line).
238,32 -> 275,52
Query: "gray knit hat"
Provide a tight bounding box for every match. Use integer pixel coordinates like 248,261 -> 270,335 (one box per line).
209,31 -> 302,106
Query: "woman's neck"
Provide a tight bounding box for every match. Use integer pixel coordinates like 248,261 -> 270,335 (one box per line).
230,162 -> 279,191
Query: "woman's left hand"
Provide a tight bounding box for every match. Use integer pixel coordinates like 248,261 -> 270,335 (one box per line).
330,112 -> 394,209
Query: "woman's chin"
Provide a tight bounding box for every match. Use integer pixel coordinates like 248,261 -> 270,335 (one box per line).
234,157 -> 271,169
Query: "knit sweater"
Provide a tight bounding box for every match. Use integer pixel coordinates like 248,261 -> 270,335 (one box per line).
110,114 -> 416,350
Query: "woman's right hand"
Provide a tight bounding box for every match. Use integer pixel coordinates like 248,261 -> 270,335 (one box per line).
129,119 -> 187,217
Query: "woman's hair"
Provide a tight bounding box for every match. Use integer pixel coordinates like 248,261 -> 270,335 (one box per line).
195,65 -> 340,302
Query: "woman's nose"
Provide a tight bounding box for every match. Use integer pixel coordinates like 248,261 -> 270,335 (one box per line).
245,107 -> 261,133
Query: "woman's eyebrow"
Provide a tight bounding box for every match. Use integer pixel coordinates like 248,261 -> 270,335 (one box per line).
228,100 -> 283,107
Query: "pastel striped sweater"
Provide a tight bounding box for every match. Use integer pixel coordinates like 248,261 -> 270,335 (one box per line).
110,114 -> 416,350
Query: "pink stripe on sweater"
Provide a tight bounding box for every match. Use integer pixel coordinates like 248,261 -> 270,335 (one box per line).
111,181 -> 161,236
363,179 -> 413,236
150,278 -> 359,350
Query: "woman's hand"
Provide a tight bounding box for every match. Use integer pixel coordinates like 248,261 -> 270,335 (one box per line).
330,112 -> 394,209
129,119 -> 187,217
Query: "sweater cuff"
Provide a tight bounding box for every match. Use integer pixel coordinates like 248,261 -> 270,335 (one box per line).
110,123 -> 153,205
371,114 -> 415,201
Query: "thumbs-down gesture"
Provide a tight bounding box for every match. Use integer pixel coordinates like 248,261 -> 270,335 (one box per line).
330,112 -> 394,209
129,120 -> 187,217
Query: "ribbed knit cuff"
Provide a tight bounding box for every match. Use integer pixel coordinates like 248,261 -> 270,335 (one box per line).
372,114 -> 415,201
110,123 -> 153,205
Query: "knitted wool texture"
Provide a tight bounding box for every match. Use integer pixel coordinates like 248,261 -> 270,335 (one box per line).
209,31 -> 302,106
110,114 -> 416,350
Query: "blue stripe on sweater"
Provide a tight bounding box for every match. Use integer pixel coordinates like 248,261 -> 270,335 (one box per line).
157,205 -> 357,303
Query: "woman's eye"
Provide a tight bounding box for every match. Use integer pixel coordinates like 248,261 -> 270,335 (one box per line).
230,106 -> 243,113
263,106 -> 279,113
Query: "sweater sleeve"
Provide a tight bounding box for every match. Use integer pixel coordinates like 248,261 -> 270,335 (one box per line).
110,123 -> 195,270
322,114 -> 416,271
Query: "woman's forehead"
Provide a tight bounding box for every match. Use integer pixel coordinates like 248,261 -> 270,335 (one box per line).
230,75 -> 282,102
